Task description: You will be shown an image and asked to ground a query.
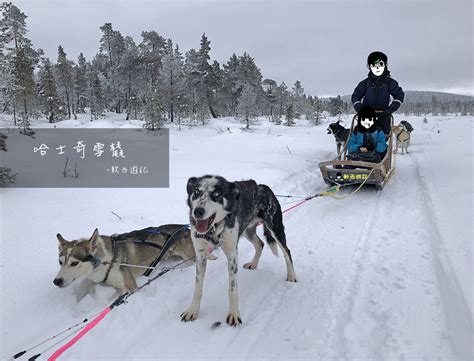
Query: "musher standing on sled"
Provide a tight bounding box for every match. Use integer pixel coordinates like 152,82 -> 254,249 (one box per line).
351,51 -> 405,135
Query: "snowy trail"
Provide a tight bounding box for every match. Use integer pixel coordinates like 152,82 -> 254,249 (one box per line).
239,192 -> 382,359
410,152 -> 473,358
320,189 -> 382,358
219,141 -> 472,359
319,156 -> 445,358
319,147 -> 471,359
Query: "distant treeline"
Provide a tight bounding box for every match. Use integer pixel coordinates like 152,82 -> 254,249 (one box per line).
398,96 -> 473,116
0,3 -> 472,133
338,92 -> 473,117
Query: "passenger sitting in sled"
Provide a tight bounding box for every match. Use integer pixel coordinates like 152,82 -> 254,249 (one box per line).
347,105 -> 387,163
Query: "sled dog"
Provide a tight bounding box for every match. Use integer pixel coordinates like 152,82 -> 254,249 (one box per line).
53,224 -> 195,296
181,175 -> 297,326
400,120 -> 414,133
393,124 -> 411,154
327,120 -> 350,156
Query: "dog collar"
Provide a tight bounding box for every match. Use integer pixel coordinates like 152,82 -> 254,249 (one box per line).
91,256 -> 101,269
194,231 -> 220,246
84,254 -> 102,269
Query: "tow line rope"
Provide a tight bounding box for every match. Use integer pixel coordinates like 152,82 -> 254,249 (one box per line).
12,244 -> 194,361
272,185 -> 339,215
12,311 -> 102,360
275,194 -> 308,199
46,256 -> 194,361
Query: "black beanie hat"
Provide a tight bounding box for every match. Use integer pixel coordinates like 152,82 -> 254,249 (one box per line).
356,105 -> 377,133
367,51 -> 388,66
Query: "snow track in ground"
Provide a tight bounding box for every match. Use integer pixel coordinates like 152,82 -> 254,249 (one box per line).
220,129 -> 472,359
321,189 -> 381,358
412,152 -> 472,358
317,141 -> 471,359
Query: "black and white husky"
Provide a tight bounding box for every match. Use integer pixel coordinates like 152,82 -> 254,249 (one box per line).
181,175 -> 297,326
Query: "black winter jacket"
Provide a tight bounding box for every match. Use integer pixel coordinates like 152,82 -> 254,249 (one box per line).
351,69 -> 404,114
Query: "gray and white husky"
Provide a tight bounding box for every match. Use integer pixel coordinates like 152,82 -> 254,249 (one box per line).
54,224 -> 195,297
393,124 -> 411,154
181,175 -> 297,326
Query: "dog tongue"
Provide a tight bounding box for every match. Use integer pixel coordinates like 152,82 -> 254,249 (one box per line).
196,219 -> 210,233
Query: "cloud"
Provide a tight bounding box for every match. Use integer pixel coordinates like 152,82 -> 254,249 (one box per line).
14,0 -> 473,96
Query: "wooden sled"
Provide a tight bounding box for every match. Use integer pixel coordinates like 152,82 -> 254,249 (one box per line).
319,114 -> 395,190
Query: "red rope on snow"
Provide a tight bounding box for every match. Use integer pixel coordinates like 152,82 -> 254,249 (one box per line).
255,198 -> 309,229
47,307 -> 111,361
281,198 -> 310,214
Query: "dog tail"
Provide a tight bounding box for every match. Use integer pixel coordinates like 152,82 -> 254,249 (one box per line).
263,225 -> 279,257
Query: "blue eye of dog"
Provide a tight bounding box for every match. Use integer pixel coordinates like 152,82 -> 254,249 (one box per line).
212,191 -> 220,198
193,189 -> 201,196
70,261 -> 79,267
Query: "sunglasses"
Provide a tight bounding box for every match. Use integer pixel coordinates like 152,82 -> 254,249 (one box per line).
370,60 -> 385,68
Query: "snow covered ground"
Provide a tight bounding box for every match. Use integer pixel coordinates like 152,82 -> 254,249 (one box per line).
1,113 -> 473,360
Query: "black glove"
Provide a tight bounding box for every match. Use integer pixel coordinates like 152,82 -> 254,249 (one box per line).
354,102 -> 363,113
365,135 -> 376,151
381,101 -> 400,118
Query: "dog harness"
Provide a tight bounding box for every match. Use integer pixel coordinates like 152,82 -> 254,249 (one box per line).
111,227 -> 166,251
100,226 -> 190,282
141,225 -> 190,277
334,127 -> 349,143
396,129 -> 409,142
101,240 -> 117,284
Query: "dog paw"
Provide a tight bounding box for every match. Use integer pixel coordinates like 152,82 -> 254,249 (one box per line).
207,254 -> 218,261
226,313 -> 242,327
243,261 -> 257,269
287,275 -> 298,282
180,308 -> 199,322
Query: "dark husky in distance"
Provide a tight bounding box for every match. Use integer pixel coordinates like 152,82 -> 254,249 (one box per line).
327,120 -> 351,155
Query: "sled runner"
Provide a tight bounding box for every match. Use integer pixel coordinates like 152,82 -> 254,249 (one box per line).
319,113 -> 395,190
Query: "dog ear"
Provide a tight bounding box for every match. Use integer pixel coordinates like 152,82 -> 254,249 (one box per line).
230,183 -> 240,200
186,177 -> 197,195
57,233 -> 68,246
89,228 -> 99,252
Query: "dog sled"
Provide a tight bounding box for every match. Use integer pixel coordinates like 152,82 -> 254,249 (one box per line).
319,113 -> 395,190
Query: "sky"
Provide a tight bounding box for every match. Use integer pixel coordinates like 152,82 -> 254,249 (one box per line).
11,0 -> 474,96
